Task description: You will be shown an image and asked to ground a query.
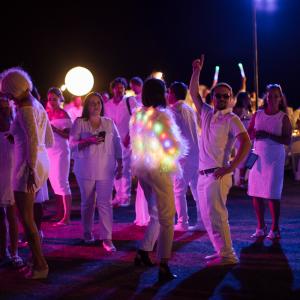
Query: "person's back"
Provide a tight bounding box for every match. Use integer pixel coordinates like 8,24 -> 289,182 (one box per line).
171,101 -> 199,159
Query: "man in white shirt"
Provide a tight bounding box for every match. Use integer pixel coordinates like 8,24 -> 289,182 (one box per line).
167,81 -> 204,232
65,96 -> 83,123
104,77 -> 138,207
130,77 -> 143,105
190,55 -> 251,267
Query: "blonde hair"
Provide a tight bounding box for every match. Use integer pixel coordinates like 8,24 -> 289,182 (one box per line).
0,67 -> 33,98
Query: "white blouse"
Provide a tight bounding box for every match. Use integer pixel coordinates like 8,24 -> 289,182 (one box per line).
70,117 -> 122,180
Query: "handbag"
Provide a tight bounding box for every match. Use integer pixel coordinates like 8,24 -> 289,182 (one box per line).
245,150 -> 258,169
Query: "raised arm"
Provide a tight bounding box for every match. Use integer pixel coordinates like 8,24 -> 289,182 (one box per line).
189,55 -> 205,114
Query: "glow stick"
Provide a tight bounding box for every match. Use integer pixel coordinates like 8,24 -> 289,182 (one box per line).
238,63 -> 245,78
214,66 -> 220,81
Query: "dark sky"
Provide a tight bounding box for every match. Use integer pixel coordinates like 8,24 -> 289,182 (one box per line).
2,0 -> 300,107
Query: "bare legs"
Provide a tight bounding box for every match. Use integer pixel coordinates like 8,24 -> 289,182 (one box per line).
0,208 -> 7,258
0,204 -> 19,258
268,200 -> 280,231
252,197 -> 265,229
60,194 -> 72,224
252,197 -> 280,231
14,191 -> 47,271
33,203 -> 43,231
54,194 -> 72,225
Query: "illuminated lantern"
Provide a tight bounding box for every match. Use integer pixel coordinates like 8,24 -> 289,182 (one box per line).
65,66 -> 94,96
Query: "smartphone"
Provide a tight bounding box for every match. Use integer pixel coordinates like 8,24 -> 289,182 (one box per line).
245,151 -> 258,169
98,131 -> 106,139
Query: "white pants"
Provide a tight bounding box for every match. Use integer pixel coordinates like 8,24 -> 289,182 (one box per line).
76,177 -> 114,240
114,147 -> 131,201
198,173 -> 236,259
174,161 -> 203,226
138,169 -> 175,259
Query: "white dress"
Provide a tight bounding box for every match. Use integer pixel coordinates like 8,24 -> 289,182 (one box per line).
35,181 -> 49,203
0,131 -> 14,207
248,110 -> 286,200
47,118 -> 72,196
10,100 -> 54,193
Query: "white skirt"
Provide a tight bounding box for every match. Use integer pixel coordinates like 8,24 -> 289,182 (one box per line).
248,142 -> 285,200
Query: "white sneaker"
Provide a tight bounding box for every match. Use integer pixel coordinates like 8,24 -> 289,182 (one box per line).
250,226 -> 267,238
206,256 -> 239,267
204,253 -> 219,260
188,224 -> 205,232
103,240 -> 116,252
174,223 -> 189,232
84,233 -> 95,244
266,230 -> 281,240
119,198 -> 131,207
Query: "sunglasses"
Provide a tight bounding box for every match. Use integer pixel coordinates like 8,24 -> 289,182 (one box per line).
215,93 -> 231,100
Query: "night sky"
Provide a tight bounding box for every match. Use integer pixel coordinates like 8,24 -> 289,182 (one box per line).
2,0 -> 300,107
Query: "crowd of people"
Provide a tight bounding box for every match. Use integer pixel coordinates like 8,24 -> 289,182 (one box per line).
0,56 -> 295,281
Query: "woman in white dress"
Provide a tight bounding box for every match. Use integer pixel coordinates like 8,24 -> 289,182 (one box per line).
70,92 -> 122,252
46,87 -> 72,225
1,68 -> 54,279
248,84 -> 292,240
0,95 -> 23,267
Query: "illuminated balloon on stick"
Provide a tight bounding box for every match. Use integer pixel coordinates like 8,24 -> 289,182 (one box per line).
65,66 -> 94,96
214,66 -> 220,82
151,71 -> 164,80
238,63 -> 246,78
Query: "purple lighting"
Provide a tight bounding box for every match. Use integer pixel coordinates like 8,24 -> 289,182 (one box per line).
255,0 -> 277,12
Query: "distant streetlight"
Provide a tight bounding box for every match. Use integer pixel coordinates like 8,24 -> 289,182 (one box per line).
253,0 -> 277,110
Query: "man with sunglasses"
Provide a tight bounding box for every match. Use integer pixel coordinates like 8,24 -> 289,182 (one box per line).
189,55 -> 251,267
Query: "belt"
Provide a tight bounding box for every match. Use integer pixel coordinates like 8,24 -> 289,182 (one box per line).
199,167 -> 219,175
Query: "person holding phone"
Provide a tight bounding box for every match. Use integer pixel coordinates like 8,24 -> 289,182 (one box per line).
247,84 -> 292,239
70,92 -> 122,252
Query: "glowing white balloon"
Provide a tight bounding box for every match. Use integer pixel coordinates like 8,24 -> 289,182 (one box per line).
60,84 -> 67,92
125,89 -> 135,97
152,71 -> 163,80
65,67 -> 94,96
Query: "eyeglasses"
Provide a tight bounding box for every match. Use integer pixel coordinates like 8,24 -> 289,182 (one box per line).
215,93 -> 231,100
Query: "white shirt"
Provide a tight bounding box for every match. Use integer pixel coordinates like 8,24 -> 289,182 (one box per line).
70,117 -> 122,180
170,100 -> 199,159
65,105 -> 83,123
104,96 -> 138,143
199,103 -> 246,170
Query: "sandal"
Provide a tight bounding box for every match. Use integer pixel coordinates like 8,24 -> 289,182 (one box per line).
266,230 -> 281,240
250,226 -> 267,238
11,255 -> 25,268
